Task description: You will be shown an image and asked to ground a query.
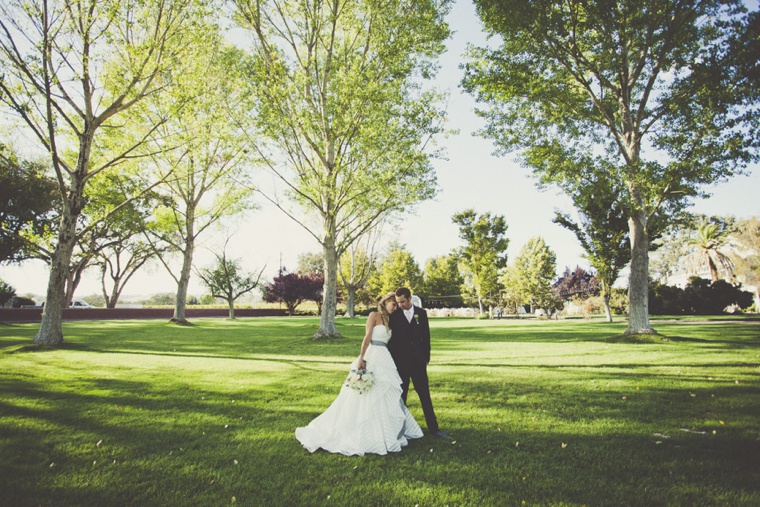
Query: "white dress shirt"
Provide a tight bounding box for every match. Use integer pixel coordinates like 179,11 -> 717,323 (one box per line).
403,306 -> 414,323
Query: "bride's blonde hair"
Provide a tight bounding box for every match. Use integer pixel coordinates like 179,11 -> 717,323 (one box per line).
377,292 -> 396,330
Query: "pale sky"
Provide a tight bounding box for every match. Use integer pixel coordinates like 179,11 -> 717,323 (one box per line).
2,0 -> 759,301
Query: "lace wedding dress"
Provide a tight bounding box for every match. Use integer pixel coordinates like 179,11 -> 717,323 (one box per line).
295,325 -> 423,456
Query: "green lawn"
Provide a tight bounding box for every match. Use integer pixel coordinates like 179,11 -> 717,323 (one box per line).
0,317 -> 758,506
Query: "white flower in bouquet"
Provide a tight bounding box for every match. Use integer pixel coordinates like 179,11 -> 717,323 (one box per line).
344,368 -> 375,394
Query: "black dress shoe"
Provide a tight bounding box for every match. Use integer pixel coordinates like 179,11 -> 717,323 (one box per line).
431,430 -> 452,440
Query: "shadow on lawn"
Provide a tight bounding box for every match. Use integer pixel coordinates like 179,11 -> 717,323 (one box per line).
0,374 -> 316,506
1,369 -> 759,506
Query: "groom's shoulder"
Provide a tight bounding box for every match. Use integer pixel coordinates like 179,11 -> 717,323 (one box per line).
415,306 -> 428,316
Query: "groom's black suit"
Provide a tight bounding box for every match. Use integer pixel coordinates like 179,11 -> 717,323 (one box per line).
388,305 -> 439,433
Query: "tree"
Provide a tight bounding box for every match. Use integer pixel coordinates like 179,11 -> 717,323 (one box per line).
297,252 -> 325,277
684,218 -> 736,282
63,171 -> 159,307
377,245 -> 424,296
339,228 -> 382,318
552,266 -> 600,301
463,0 -> 760,335
0,146 -> 58,264
0,279 -> 15,307
552,170 -> 631,322
650,227 -> 692,285
196,243 -> 265,319
731,217 -> 760,299
99,239 -> 156,308
420,255 -> 464,308
0,0 -> 202,345
233,0 -> 451,339
263,268 -> 319,317
304,272 -> 326,315
452,210 -> 508,315
143,293 -> 176,306
141,38 -> 254,324
502,237 -> 557,314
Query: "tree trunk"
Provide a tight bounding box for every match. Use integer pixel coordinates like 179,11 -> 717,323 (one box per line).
344,286 -> 356,317
65,257 -> 89,306
707,255 -> 719,282
65,271 -> 75,307
227,298 -> 235,319
315,232 -> 341,339
102,270 -> 124,309
173,244 -> 193,323
34,177 -> 86,345
172,209 -> 195,324
626,208 -> 655,334
477,294 -> 484,316
603,291 -> 613,323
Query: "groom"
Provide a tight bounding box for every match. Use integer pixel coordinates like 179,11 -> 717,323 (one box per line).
388,287 -> 451,439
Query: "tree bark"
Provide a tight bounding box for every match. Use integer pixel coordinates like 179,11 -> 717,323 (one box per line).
626,208 -> 655,334
172,212 -> 195,324
603,292 -> 613,323
315,230 -> 341,339
227,299 -> 236,319
33,177 -> 85,345
707,255 -> 719,282
344,286 -> 356,318
173,242 -> 193,323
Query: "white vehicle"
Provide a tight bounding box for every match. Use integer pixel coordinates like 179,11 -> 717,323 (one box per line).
70,300 -> 94,308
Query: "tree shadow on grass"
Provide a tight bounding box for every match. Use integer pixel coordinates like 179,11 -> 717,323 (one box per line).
1,365 -> 759,506
0,374 -> 324,507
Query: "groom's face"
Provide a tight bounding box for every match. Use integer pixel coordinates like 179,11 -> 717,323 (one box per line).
396,295 -> 413,310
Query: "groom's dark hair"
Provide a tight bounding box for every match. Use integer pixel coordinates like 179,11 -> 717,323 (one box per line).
395,287 -> 412,299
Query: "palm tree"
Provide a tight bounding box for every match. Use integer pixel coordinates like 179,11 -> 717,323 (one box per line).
684,220 -> 735,282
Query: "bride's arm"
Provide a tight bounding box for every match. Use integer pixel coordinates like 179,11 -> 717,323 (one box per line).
356,312 -> 377,369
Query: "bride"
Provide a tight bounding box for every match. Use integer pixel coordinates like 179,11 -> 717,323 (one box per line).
295,292 -> 423,455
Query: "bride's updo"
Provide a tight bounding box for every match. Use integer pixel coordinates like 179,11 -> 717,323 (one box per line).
377,292 -> 396,329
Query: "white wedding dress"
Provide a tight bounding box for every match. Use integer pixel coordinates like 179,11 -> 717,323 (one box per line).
295,325 -> 423,456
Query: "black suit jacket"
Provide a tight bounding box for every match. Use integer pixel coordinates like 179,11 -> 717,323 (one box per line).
388,306 -> 431,366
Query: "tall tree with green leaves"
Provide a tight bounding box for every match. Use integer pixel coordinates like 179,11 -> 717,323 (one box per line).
421,254 -> 464,308
233,0 -> 451,338
452,210 -> 508,315
377,244 -> 424,296
0,0 -> 203,345
552,169 -> 631,322
463,0 -> 760,335
141,37 -> 255,324
501,236 -> 557,314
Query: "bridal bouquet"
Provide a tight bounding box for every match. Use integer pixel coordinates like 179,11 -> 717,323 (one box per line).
344,368 -> 375,394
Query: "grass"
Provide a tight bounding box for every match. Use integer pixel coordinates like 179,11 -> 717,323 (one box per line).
0,316 -> 758,506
